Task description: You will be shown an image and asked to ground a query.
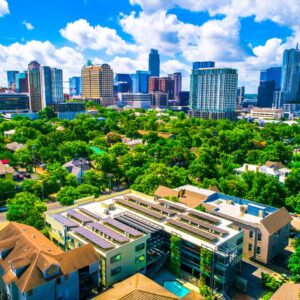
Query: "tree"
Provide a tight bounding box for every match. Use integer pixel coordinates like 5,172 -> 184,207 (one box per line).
38,107 -> 57,119
286,193 -> 300,214
56,186 -> 79,206
6,192 -> 47,230
285,169 -> 300,195
21,179 -> 42,197
0,179 -> 16,205
289,247 -> 300,282
105,132 -> 122,144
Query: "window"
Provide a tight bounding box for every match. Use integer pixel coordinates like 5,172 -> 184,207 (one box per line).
28,290 -> 33,296
56,277 -> 61,285
248,244 -> 253,252
238,227 -> 242,232
135,243 -> 145,252
111,266 -> 122,276
256,247 -> 261,255
64,274 -> 69,281
110,254 -> 122,264
249,231 -> 253,239
135,255 -> 145,264
257,233 -> 262,241
236,237 -> 243,245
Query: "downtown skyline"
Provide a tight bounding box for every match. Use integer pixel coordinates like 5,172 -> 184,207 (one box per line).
0,0 -> 299,92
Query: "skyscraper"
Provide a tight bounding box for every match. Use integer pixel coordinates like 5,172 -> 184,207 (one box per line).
148,77 -> 159,93
15,72 -> 28,93
7,71 -> 19,88
131,71 -> 150,94
237,86 -> 245,105
115,74 -> 132,93
192,61 -> 215,70
280,45 -> 300,104
81,63 -> 114,106
69,77 -> 82,96
51,68 -> 64,103
28,61 -> 42,112
148,49 -> 160,77
159,77 -> 174,99
170,72 -> 182,100
189,68 -> 238,120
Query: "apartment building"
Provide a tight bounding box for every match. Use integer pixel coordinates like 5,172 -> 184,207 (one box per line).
0,222 -> 99,300
46,190 -> 243,296
155,185 -> 292,264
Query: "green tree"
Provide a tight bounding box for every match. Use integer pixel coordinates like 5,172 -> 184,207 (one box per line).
289,246 -> 300,282
21,179 -> 42,197
38,107 -> 57,119
6,192 -> 47,229
0,179 -> 16,205
285,169 -> 300,195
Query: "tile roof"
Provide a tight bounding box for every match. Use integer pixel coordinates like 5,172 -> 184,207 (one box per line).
155,186 -> 179,198
0,222 -> 99,293
260,207 -> 292,235
270,283 -> 300,300
179,190 -> 209,208
265,161 -> 285,169
94,273 -> 178,300
6,142 -> 25,152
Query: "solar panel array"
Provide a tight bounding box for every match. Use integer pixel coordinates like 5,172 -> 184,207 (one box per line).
53,214 -> 79,228
115,198 -> 166,220
178,214 -> 228,236
158,199 -> 187,212
72,227 -> 114,250
88,222 -> 129,244
79,208 -> 101,221
67,210 -> 93,224
104,218 -> 143,237
188,210 -> 220,224
167,219 -> 219,242
126,196 -> 177,216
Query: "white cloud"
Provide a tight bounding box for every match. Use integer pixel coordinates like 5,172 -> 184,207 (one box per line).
23,21 -> 34,30
0,0 -> 9,17
0,41 -> 85,91
60,19 -> 136,55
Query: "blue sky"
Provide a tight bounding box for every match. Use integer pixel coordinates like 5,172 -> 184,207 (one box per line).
0,0 -> 299,92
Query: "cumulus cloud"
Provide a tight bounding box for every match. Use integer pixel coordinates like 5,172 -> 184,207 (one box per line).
0,41 -> 85,91
60,19 -> 136,55
23,21 -> 34,30
0,0 -> 9,17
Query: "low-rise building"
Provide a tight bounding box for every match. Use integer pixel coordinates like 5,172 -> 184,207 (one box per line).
0,222 -> 99,300
46,190 -> 243,296
250,107 -> 284,120
63,158 -> 90,181
155,185 -> 292,264
0,93 -> 29,113
118,93 -> 152,109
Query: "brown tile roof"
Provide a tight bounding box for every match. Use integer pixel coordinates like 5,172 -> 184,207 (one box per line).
270,283 -> 300,300
137,130 -> 174,139
6,142 -> 25,152
179,190 -> 209,209
155,186 -> 179,198
0,222 -> 99,293
94,273 -> 179,300
261,207 -> 292,235
265,161 -> 285,169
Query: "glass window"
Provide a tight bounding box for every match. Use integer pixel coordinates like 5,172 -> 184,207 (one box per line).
236,237 -> 243,245
111,266 -> 122,276
110,254 -> 121,264
257,247 -> 261,255
257,233 -> 262,241
56,277 -> 61,285
249,231 -> 253,238
135,243 -> 145,252
248,244 -> 253,252
135,255 -> 145,264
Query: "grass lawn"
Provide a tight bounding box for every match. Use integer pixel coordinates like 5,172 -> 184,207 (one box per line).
260,291 -> 274,300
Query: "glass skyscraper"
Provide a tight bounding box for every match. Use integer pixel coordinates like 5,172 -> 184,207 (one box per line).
148,49 -> 160,77
69,77 -> 82,96
192,61 -> 215,70
115,74 -> 132,93
280,46 -> 300,104
7,71 -> 19,88
131,71 -> 150,93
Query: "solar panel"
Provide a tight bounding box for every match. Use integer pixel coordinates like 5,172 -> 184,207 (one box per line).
158,199 -> 187,212
188,210 -> 220,224
67,210 -> 93,224
178,214 -> 228,236
167,219 -> 218,242
104,218 -> 143,237
72,227 -> 114,250
88,222 -> 129,244
115,198 -> 166,220
126,196 -> 176,216
53,214 -> 78,228
79,208 -> 101,221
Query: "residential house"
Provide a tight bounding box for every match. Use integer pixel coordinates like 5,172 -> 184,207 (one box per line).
6,142 -> 25,152
63,158 -> 90,181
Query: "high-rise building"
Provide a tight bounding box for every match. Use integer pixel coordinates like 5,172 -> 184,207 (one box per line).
7,71 -> 19,88
148,77 -> 159,93
170,72 -> 182,100
115,74 -> 132,93
28,61 -> 42,112
40,66 -> 53,108
192,61 -> 215,70
179,91 -> 189,106
15,72 -> 28,93
131,71 -> 150,94
148,49 -> 160,77
159,77 -> 174,99
69,77 -> 82,96
189,68 -> 238,120
51,68 -> 64,103
280,45 -> 300,104
151,91 -> 168,107
237,86 -> 245,105
81,63 -> 114,106
257,81 -> 276,107
265,67 -> 282,90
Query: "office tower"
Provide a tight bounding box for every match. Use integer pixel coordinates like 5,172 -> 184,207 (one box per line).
51,68 -> 64,103
179,91 -> 189,106
118,93 -> 152,109
131,71 -> 150,94
280,45 -> 300,104
192,61 -> 215,70
159,77 -> 174,99
148,49 -> 160,77
151,91 -> 168,107
69,76 -> 82,96
28,61 -> 42,112
15,72 -> 28,93
237,86 -> 245,105
189,68 -> 238,120
170,72 -> 182,100
265,67 -> 281,90
81,63 -> 114,106
148,77 -> 159,92
257,81 -> 276,107
7,71 -> 19,88
40,66 -> 52,107
115,74 -> 132,93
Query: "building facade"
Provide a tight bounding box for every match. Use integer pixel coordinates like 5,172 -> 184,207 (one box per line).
131,71 -> 150,94
28,61 -> 42,112
118,93 -> 152,109
7,71 -> 19,88
151,91 -> 168,107
192,61 -> 215,70
250,107 -> 284,120
189,68 -> 238,120
171,72 -> 182,100
0,93 -> 29,113
115,74 -> 132,93
148,49 -> 160,77
69,77 -> 82,96
15,72 -> 28,93
257,81 -> 276,108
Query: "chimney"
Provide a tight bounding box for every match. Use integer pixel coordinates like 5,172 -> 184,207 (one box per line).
245,164 -> 248,171
256,166 -> 259,172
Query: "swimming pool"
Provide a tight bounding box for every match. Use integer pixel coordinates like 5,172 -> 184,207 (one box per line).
163,281 -> 190,298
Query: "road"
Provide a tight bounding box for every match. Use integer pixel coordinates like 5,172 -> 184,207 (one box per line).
0,201 -> 63,223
